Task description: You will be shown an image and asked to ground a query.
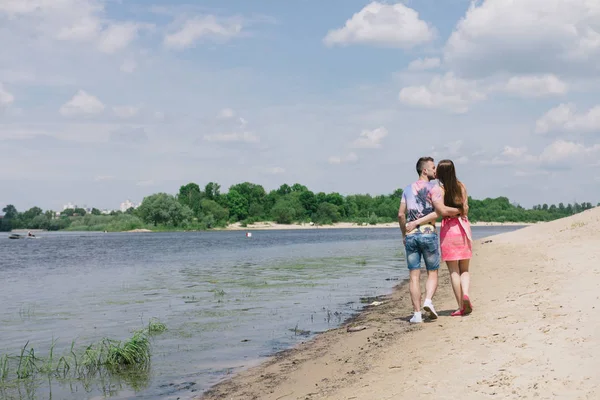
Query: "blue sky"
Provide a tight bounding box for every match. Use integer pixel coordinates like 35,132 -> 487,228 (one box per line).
1,0 -> 599,211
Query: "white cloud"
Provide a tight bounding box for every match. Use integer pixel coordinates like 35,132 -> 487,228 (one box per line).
407,57 -> 441,71
539,140 -> 600,163
97,22 -> 139,54
264,167 -> 285,175
329,152 -> 358,165
59,90 -> 105,116
399,73 -> 486,113
455,156 -> 469,164
56,16 -> 100,42
0,0 -> 141,55
535,103 -> 600,134
502,146 -> 528,157
120,58 -> 137,73
444,0 -> 600,77
350,127 -> 388,149
488,140 -> 600,168
323,2 -> 435,48
203,132 -> 259,143
0,83 -> 14,107
113,106 -> 140,118
164,16 -> 243,49
501,74 -> 568,97
217,108 -> 235,119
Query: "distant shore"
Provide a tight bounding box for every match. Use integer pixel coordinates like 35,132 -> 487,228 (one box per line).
221,220 -> 535,231
8,221 -> 535,234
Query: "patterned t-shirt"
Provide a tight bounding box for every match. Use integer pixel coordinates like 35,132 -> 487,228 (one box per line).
400,180 -> 443,223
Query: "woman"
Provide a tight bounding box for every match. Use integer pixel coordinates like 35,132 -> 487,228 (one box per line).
406,159 -> 473,316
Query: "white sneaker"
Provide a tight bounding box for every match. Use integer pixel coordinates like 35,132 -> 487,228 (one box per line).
409,312 -> 423,324
423,300 -> 438,320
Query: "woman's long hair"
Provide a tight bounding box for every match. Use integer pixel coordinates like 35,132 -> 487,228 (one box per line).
436,159 -> 464,213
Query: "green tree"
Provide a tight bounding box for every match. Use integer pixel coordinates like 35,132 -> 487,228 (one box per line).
200,199 -> 229,224
291,183 -> 308,192
178,183 -> 202,215
22,206 -> 43,221
226,189 -> 249,221
2,205 -> 18,219
270,198 -> 298,224
277,184 -> 292,196
298,190 -> 317,216
204,182 -> 221,201
137,193 -> 193,226
313,202 -> 341,224
91,208 -> 102,215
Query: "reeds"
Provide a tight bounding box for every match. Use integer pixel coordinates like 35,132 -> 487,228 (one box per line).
0,320 -> 166,392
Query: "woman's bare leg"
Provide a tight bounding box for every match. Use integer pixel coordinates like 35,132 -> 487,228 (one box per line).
458,259 -> 470,298
446,260 -> 462,309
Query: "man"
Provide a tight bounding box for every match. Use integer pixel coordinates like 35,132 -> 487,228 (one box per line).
398,157 -> 460,323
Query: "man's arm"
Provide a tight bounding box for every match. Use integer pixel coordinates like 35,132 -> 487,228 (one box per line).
461,183 -> 469,217
398,201 -> 407,238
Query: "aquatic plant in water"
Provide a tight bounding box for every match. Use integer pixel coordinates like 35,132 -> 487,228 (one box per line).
0,319 -> 167,397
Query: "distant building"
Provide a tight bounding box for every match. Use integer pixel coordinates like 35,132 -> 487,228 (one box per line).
120,199 -> 139,212
63,202 -> 77,210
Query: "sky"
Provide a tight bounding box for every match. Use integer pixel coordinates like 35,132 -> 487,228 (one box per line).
1,0 -> 600,211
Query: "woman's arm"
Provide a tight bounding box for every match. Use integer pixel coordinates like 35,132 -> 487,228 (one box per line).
406,210 -> 439,232
432,199 -> 461,218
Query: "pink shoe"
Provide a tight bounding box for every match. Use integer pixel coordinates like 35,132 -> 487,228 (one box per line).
450,309 -> 464,316
463,295 -> 473,315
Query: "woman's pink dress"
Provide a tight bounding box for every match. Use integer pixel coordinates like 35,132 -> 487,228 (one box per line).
440,216 -> 472,261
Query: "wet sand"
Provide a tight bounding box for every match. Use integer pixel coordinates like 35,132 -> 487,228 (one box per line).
199,207 -> 600,400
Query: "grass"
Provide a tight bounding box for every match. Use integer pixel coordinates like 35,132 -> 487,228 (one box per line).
0,319 -> 167,394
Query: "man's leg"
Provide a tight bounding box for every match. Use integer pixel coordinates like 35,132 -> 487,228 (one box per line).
409,269 -> 422,312
422,234 -> 440,319
405,235 -> 423,323
425,269 -> 438,303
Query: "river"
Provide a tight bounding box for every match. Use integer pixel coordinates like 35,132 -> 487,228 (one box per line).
0,226 -> 523,399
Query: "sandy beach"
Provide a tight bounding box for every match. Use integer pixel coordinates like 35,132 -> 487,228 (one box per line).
223,220 -> 533,231
199,207 -> 600,399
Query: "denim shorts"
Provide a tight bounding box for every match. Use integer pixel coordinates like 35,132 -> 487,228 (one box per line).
405,233 -> 440,271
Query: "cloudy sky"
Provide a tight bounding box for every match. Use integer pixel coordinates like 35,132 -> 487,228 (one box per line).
1,0 -> 600,211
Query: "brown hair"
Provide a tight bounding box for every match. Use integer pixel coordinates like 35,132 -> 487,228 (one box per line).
416,156 -> 434,175
436,159 -> 464,212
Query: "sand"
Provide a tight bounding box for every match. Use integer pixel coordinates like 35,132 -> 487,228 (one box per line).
223,221 -> 533,231
199,207 -> 600,400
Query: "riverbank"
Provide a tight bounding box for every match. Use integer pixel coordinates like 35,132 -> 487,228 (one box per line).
199,208 -> 600,399
222,220 -> 535,231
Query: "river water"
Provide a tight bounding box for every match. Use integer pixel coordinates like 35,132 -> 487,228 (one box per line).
0,226 -> 523,399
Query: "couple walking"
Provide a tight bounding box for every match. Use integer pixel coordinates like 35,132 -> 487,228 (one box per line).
398,157 -> 472,323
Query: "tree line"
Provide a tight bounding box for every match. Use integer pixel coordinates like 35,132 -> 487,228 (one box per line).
1,181 -> 598,232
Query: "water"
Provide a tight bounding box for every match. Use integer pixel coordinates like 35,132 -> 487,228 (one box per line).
0,226 -> 523,399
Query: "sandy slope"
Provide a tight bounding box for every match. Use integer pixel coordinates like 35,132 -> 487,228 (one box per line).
200,208 -> 600,400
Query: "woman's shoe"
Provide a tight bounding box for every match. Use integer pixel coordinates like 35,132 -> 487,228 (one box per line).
450,309 -> 464,316
463,295 -> 473,314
